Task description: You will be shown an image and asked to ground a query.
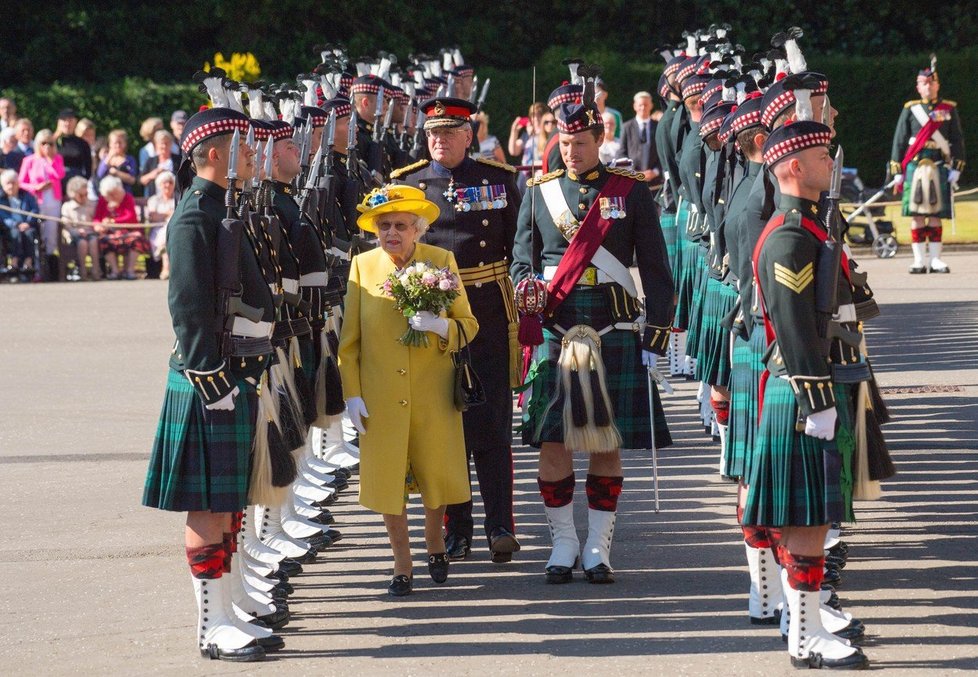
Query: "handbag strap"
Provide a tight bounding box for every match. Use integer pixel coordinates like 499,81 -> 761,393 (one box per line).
454,319 -> 472,363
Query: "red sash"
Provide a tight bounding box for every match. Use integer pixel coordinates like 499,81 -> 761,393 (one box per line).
898,102 -> 953,193
543,173 -> 632,317
750,211 -> 851,419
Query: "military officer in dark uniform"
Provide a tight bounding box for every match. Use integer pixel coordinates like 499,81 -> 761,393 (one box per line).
743,121 -> 869,670
142,107 -> 277,662
511,70 -> 673,585
391,96 -> 523,564
889,57 -> 965,274
350,74 -> 388,180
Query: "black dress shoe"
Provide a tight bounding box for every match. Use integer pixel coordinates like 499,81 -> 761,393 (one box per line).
828,541 -> 849,560
909,266 -> 928,274
584,563 -> 615,584
388,574 -> 413,596
428,553 -> 450,583
825,553 -> 847,570
445,534 -> 471,561
278,559 -> 303,576
201,640 -> 266,662
254,633 -> 285,652
823,565 -> 842,587
313,495 -> 337,508
790,648 -> 869,670
749,608 -> 782,625
545,564 -> 575,584
324,527 -> 343,543
489,529 -> 521,563
256,605 -> 290,630
333,467 -> 352,480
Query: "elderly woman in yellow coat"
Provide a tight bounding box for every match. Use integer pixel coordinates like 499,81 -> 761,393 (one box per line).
338,185 -> 479,597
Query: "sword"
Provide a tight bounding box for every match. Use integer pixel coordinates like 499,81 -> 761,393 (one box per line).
646,368 -> 661,513
950,177 -> 958,236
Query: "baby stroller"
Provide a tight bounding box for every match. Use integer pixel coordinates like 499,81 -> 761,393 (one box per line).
840,168 -> 898,258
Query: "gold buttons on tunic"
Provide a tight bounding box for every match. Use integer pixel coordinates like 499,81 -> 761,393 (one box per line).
419,182 -> 427,189
399,400 -> 408,406
482,219 -> 489,226
578,203 -> 586,210
479,240 -> 486,247
579,187 -> 587,194
482,178 -> 489,185
475,283 -> 483,288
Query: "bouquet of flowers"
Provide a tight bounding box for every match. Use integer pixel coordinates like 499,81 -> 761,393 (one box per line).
382,260 -> 462,347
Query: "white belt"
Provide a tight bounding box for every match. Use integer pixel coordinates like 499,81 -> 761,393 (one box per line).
542,265 -> 616,285
282,278 -> 299,294
232,317 -> 273,338
833,303 -> 857,324
328,247 -> 350,260
299,272 -> 328,286
554,318 -> 646,336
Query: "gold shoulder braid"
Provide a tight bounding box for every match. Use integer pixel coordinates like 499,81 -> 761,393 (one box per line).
475,157 -> 518,173
526,168 -> 565,187
606,166 -> 646,181
389,158 -> 430,179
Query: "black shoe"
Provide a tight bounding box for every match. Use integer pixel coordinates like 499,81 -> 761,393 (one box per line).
823,565 -> 842,587
201,640 -> 266,662
828,541 -> 849,560
909,266 -> 928,274
256,604 -> 290,630
929,265 -> 950,274
324,527 -> 342,543
825,553 -> 847,570
313,495 -> 337,508
790,648 -> 869,670
309,510 -> 335,525
445,534 -> 471,561
278,559 -> 304,576
428,553 -> 450,583
254,633 -> 285,652
388,574 -> 413,596
489,529 -> 521,563
750,608 -> 782,625
584,563 -> 615,584
546,563 -> 575,584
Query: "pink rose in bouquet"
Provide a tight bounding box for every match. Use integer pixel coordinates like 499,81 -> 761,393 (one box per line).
381,260 -> 461,347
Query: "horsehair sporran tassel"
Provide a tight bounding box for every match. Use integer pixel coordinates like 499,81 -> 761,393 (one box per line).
313,330 -> 331,427
249,374 -> 288,506
558,326 -> 622,454
589,353 -> 612,427
289,336 -> 315,426
568,351 -> 588,427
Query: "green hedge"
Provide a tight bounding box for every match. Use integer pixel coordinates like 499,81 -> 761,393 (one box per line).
6,47 -> 978,187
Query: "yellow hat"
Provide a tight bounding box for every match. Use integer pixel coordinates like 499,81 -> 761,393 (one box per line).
355,185 -> 441,233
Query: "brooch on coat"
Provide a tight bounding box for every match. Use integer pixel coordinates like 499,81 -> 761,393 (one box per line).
452,184 -> 508,212
599,196 -> 627,219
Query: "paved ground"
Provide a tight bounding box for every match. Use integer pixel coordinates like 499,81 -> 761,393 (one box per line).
1,246 -> 976,676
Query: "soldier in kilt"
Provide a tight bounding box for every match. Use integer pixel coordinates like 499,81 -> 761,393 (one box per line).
142,108 -> 278,662
888,57 -> 965,274
743,121 -> 868,669
512,69 -> 673,585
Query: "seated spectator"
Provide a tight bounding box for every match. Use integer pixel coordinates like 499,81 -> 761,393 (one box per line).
137,117 -> 164,169
0,128 -> 25,171
146,170 -> 175,280
0,98 -> 17,132
95,175 -> 146,280
14,118 -> 34,157
139,130 -> 176,198
0,169 -> 40,280
95,129 -> 137,193
61,175 -> 100,281
53,109 -> 92,190
471,112 -> 506,163
598,111 -> 623,165
74,118 -> 98,176
19,129 -> 66,278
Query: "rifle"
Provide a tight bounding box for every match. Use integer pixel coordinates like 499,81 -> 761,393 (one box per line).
371,86 -> 385,143
217,128 -> 264,358
815,145 -> 844,344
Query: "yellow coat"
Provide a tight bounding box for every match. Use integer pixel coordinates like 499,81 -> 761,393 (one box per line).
338,243 -> 479,515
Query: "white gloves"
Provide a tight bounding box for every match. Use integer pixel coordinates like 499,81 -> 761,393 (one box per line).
205,386 -> 240,411
346,397 -> 369,434
892,173 -> 903,188
804,407 -> 838,441
641,351 -> 659,370
948,169 -> 961,186
408,311 -> 450,339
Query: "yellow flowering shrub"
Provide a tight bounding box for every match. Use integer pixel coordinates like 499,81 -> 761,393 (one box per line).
202,52 -> 261,83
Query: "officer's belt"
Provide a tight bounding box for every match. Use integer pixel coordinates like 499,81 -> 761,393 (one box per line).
458,260 -> 509,287
232,317 -> 273,338
458,259 -> 521,387
833,303 -> 857,324
229,336 -> 273,357
554,317 -> 646,336
543,265 -> 614,287
300,272 -> 328,287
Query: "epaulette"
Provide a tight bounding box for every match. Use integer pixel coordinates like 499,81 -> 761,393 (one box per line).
944,99 -> 958,107
475,157 -> 518,174
526,169 -> 565,187
903,99 -> 923,108
390,158 -> 430,179
607,166 -> 646,181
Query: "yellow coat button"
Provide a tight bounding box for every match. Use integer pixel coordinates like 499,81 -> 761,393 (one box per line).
399,400 -> 408,406
397,369 -> 406,375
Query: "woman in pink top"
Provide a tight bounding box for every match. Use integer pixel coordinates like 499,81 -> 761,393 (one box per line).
18,129 -> 65,268
95,174 -> 147,280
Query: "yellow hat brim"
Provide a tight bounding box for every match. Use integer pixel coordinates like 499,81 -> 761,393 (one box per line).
356,198 -> 441,233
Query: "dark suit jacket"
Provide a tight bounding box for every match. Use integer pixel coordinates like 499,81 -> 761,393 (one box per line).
619,117 -> 661,176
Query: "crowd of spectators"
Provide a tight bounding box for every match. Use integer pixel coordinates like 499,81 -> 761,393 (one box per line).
0,98 -> 186,282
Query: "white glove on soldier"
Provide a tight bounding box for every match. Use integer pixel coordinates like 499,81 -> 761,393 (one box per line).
205,386 -> 240,411
804,407 -> 838,441
948,169 -> 961,186
642,351 -> 659,370
892,173 -> 903,188
346,397 -> 369,434
408,311 -> 450,339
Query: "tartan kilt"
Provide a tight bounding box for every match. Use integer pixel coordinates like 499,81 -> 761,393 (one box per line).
694,279 -> 737,387
742,379 -> 856,527
142,368 -> 258,513
522,286 -> 672,451
100,228 -> 151,255
725,324 -> 766,479
672,202 -> 689,289
902,148 -> 952,218
674,236 -> 703,330
659,210 -> 678,278
683,245 -> 709,351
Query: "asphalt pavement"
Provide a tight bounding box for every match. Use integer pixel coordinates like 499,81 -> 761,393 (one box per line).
0,246 -> 976,676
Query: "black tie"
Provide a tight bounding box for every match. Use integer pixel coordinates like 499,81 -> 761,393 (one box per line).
639,122 -> 647,144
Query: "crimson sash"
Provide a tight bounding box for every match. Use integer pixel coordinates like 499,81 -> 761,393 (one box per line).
750,212 -> 851,418
898,102 -> 953,193
543,173 -> 632,317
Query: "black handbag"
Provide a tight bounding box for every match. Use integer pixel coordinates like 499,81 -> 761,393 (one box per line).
452,321 -> 485,412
